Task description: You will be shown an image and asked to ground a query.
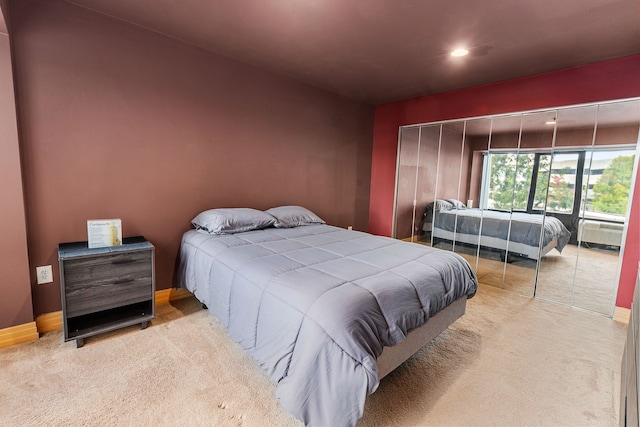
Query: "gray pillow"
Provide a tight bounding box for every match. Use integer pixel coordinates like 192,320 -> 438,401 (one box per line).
265,206 -> 325,228
446,199 -> 467,209
433,199 -> 454,211
192,208 -> 276,234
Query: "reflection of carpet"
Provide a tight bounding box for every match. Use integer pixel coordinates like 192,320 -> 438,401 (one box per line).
537,245 -> 619,314
421,238 -> 620,316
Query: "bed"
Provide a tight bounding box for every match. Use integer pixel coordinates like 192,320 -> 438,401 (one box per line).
423,199 -> 571,260
176,206 -> 478,427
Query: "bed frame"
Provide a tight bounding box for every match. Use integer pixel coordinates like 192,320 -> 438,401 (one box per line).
432,227 -> 558,260
422,203 -> 568,261
377,296 -> 467,379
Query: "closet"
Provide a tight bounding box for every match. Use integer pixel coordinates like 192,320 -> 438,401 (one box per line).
393,98 -> 640,316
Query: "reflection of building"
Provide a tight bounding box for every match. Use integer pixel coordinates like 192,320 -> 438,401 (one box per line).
482,150 -> 635,218
551,157 -> 613,189
551,152 -> 634,219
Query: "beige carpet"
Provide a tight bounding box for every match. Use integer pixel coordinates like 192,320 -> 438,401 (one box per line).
0,285 -> 627,426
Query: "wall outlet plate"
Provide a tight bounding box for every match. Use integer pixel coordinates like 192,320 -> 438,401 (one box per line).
36,265 -> 53,284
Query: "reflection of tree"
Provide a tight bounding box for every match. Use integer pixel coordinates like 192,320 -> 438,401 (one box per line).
590,155 -> 635,215
546,167 -> 573,212
489,153 -> 574,213
533,155 -> 551,210
488,154 -> 533,210
533,158 -> 573,212
488,152 -> 634,216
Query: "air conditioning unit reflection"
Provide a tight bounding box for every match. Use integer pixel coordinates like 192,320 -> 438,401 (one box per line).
578,220 -> 624,247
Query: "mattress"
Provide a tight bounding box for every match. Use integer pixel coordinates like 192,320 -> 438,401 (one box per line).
176,224 -> 477,426
427,208 -> 571,259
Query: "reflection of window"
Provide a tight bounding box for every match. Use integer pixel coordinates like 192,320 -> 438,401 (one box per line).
481,148 -> 635,218
546,153 -> 578,214
532,154 -> 550,210
485,153 -> 533,211
580,150 -> 636,221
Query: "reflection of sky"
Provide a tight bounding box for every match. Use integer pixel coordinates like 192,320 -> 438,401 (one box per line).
553,149 -> 636,164
588,149 -> 636,161
552,153 -> 578,162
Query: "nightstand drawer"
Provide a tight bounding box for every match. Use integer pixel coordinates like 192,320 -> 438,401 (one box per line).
63,250 -> 152,317
63,250 -> 151,284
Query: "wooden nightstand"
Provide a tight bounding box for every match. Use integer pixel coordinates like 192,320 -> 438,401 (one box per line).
58,236 -> 155,348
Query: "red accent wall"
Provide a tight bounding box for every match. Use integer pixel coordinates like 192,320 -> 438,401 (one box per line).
7,0 -> 373,319
370,55 -> 640,308
618,171 -> 640,308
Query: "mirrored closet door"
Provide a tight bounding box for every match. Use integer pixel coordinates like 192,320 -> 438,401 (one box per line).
393,98 -> 640,316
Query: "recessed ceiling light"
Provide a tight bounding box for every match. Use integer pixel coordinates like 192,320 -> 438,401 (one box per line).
451,48 -> 469,57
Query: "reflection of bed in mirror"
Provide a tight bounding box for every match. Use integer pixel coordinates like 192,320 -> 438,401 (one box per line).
423,200 -> 571,261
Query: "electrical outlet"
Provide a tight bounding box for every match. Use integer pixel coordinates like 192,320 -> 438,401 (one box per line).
347,225 -> 353,231
36,265 -> 53,284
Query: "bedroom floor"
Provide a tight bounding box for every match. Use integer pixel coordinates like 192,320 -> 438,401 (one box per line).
0,284 -> 627,426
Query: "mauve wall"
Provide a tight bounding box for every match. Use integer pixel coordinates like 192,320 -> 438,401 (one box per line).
0,2 -> 33,328
8,0 -> 373,318
370,55 -> 640,308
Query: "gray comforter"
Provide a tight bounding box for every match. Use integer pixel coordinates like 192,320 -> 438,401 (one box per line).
431,208 -> 571,252
177,224 -> 478,426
